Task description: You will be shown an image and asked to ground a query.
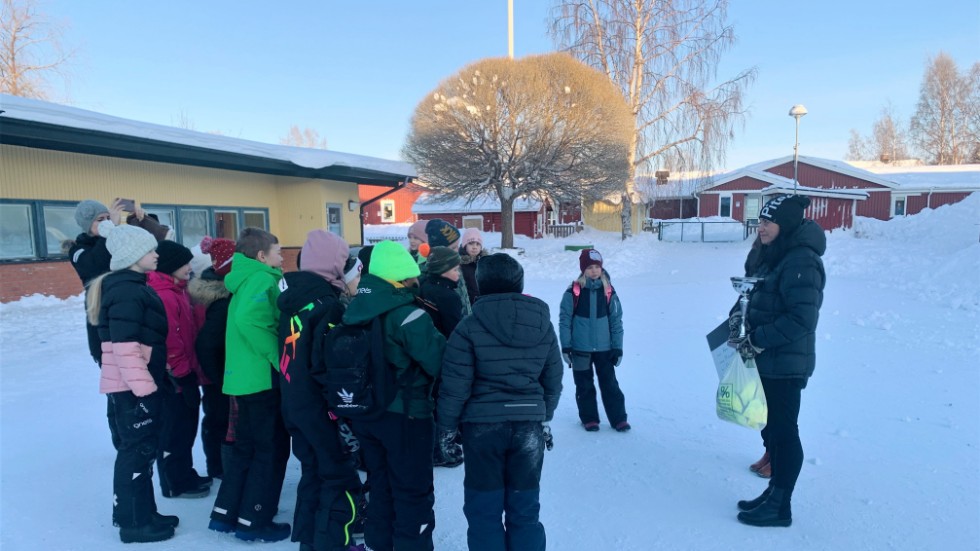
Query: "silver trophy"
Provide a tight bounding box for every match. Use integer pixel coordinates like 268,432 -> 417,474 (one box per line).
730,276 -> 764,338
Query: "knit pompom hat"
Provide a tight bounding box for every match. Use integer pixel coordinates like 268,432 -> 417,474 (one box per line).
460,227 -> 483,248
579,248 -> 603,273
369,240 -> 421,282
74,200 -> 109,231
155,240 -> 194,275
408,220 -> 429,242
300,229 -> 350,291
425,246 -> 461,276
107,225 -> 158,271
201,236 -> 236,277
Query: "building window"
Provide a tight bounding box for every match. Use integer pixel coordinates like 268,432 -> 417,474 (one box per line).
893,197 -> 906,217
326,204 -> 343,236
41,205 -> 79,256
462,215 -> 484,230
380,200 -> 396,223
144,208 -> 175,231
244,210 -> 267,230
214,210 -> 239,240
0,204 -> 36,259
179,208 -> 210,248
719,196 -> 732,218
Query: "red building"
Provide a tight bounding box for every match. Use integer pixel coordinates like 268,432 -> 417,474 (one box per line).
411,194 -> 547,238
358,182 -> 425,225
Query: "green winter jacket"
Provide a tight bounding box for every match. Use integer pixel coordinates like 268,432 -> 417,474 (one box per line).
223,252 -> 283,396
342,273 -> 446,418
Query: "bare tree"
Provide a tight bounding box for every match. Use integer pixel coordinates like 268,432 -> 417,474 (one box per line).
280,125 -> 328,149
404,53 -> 632,249
964,62 -> 980,163
846,105 -> 909,162
551,0 -> 755,238
0,0 -> 74,99
845,128 -> 870,161
910,52 -> 974,165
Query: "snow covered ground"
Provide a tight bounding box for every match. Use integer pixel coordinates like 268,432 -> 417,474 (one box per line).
2,195 -> 978,550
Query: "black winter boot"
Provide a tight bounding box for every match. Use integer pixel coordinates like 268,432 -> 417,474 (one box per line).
152,511 -> 180,527
736,487 -> 792,527
119,522 -> 176,543
737,482 -> 774,512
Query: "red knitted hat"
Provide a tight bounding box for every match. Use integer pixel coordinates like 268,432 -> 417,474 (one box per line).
579,248 -> 603,273
201,236 -> 236,277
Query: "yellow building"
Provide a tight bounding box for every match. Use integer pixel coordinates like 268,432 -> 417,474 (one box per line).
0,94 -> 414,300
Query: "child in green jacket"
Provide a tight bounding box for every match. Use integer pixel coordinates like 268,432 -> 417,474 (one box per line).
209,228 -> 292,543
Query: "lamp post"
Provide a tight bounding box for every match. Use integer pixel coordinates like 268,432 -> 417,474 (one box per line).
789,104 -> 808,194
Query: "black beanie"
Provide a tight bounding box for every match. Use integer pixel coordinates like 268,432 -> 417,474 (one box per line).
155,240 -> 194,275
425,246 -> 461,276
356,245 -> 374,275
759,195 -> 810,229
476,253 -> 524,295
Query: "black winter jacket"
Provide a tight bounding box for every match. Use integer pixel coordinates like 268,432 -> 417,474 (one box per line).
189,268 -> 231,387
69,232 -> 112,363
277,271 -> 345,414
437,292 -> 563,431
458,251 -> 487,306
419,273 -> 464,339
96,269 -> 170,390
746,220 -> 826,379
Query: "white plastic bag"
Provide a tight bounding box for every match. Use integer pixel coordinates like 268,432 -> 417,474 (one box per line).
716,356 -> 768,430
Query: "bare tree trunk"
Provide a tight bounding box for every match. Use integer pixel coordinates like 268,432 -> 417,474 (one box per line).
500,194 -> 515,249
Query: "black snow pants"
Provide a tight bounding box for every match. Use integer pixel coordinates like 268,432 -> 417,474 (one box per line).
572,350 -> 627,427
158,384 -> 202,496
200,383 -> 229,478
109,390 -> 162,528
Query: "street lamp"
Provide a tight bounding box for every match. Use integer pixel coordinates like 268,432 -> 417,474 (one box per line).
789,104 -> 808,194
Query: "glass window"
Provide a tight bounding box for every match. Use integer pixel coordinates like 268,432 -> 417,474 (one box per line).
244,210 -> 267,230
893,198 -> 906,217
214,210 -> 239,240
720,196 -> 732,218
380,200 -> 396,223
0,204 -> 36,259
326,204 -> 343,236
41,205 -> 78,256
144,208 -> 175,231
180,208 -> 209,248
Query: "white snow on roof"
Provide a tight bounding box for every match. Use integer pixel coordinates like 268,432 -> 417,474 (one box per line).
759,183 -> 869,200
743,155 -> 897,188
411,193 -> 542,214
0,94 -> 416,178
634,174 -> 707,201
853,162 -> 980,192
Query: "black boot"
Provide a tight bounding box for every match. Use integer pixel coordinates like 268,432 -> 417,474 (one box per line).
737,483 -> 773,512
737,487 -> 792,527
152,511 -> 180,527
119,522 -> 176,543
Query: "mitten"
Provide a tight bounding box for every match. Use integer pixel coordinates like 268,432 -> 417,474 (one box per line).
562,348 -> 572,367
728,312 -> 744,340
542,422 -> 554,451
133,393 -> 159,421
610,349 -> 623,367
732,335 -> 763,360
438,428 -> 460,461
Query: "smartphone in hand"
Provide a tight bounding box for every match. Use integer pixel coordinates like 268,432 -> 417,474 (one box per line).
116,198 -> 136,212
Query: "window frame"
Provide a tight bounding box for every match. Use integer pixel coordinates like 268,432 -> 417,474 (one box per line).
719,195 -> 733,218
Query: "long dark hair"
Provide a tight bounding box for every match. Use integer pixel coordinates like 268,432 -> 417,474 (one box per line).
755,222 -> 804,273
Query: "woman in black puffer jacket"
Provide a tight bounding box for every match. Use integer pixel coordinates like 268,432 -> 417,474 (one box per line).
730,195 -> 826,528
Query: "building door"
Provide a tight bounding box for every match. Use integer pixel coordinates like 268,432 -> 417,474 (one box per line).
326,203 -> 343,236
744,195 -> 761,222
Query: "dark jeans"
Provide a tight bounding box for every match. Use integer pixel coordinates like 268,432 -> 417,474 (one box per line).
760,377 -> 805,494
283,401 -> 361,550
352,412 -> 435,551
201,383 -> 229,478
461,421 -> 546,551
211,389 -> 290,528
158,385 -> 202,496
572,350 -> 627,426
108,391 -> 162,528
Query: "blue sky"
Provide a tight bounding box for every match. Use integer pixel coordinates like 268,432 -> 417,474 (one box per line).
40,0 -> 979,170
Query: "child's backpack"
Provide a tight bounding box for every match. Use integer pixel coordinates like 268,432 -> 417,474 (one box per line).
571,280 -> 614,308
320,315 -> 398,421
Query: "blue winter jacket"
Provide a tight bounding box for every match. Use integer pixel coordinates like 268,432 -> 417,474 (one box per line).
558,273 -> 624,353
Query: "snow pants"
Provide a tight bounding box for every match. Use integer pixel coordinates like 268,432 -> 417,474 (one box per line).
200,383 -> 229,478
571,350 -> 627,427
352,412 -> 435,551
210,389 -> 290,528
283,401 -> 362,551
460,421 -> 546,551
158,384 -> 202,496
760,377 -> 806,494
109,390 -> 162,528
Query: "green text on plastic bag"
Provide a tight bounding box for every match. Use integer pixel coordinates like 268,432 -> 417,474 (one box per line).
716,356 -> 768,430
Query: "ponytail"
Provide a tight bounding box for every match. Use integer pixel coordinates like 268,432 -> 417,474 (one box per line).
86,272 -> 110,326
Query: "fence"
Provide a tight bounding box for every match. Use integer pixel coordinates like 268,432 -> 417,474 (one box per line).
545,223 -> 581,238
366,235 -> 406,244
657,220 -> 749,242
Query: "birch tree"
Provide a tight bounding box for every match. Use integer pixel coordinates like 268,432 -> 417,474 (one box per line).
0,0 -> 74,99
280,125 -> 328,149
910,52 -> 975,165
404,53 -> 632,249
551,0 -> 755,238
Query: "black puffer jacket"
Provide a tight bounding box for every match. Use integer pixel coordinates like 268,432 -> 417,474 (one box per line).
276,271 -> 345,414
458,251 -> 487,306
96,269 -> 170,391
746,220 -> 826,379
189,268 -> 231,386
419,273 -> 464,339
69,232 -> 112,363
437,292 -> 563,431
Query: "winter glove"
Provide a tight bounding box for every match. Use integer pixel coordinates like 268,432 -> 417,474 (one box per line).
542,422 -> 554,451
729,335 -> 763,360
438,429 -> 462,464
562,348 -> 573,367
728,312 -> 744,341
610,349 -> 623,367
173,375 -> 199,410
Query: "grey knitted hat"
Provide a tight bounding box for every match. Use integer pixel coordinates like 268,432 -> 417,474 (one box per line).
107,225 -> 158,271
74,200 -> 109,231
425,246 -> 461,276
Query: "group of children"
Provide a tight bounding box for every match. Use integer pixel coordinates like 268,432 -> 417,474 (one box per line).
72,199 -> 631,550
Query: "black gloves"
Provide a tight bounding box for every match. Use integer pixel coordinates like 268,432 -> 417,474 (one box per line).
728,312 -> 744,341
730,335 -> 763,360
561,348 -> 572,367
542,422 -> 554,451
610,349 -> 623,367
438,428 -> 463,464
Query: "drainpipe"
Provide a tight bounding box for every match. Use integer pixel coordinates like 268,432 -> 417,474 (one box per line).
926,187 -> 934,210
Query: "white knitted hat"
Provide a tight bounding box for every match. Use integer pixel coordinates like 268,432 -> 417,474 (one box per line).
107,225 -> 158,271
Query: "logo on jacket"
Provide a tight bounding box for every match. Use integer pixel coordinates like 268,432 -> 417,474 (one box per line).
336,388 -> 355,405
